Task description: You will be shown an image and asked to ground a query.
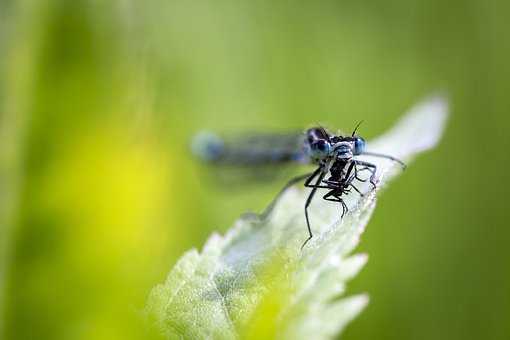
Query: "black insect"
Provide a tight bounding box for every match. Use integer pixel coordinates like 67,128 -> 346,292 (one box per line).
192,123 -> 405,248
296,124 -> 406,248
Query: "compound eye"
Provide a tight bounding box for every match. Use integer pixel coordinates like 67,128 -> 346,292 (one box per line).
353,137 -> 365,155
311,140 -> 331,158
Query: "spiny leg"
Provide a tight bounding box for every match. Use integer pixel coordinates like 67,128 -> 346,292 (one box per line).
354,160 -> 377,189
355,170 -> 370,182
323,179 -> 341,187
340,198 -> 348,218
303,166 -> 322,187
345,163 -> 360,187
323,191 -> 348,218
361,151 -> 406,169
262,171 -> 315,217
304,167 -> 332,190
350,184 -> 364,196
301,169 -> 326,249
353,164 -> 361,182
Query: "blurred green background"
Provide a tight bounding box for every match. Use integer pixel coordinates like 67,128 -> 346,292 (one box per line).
1,0 -> 508,339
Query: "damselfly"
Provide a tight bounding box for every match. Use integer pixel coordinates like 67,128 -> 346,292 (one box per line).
192,124 -> 405,248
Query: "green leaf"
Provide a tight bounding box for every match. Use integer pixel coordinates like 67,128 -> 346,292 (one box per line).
145,96 -> 449,339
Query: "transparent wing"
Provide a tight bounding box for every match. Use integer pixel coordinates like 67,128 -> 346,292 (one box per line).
191,130 -> 310,188
191,130 -> 307,166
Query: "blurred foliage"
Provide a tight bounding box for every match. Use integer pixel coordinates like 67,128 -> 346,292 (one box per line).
0,0 -> 509,339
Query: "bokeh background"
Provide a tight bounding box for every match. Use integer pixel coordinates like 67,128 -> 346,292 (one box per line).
1,0 -> 508,339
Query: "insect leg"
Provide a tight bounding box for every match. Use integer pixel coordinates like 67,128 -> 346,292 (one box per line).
323,190 -> 337,201
345,162 -> 360,185
355,166 -> 372,182
302,169 -> 326,249
303,166 -> 322,186
323,191 -> 348,218
304,167 -> 332,190
262,171 -> 316,217
361,151 -> 407,169
340,198 -> 348,218
322,180 -> 340,188
283,172 -> 315,191
350,184 -> 364,196
354,160 -> 377,189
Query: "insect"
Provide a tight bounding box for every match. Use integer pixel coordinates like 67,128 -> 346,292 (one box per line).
192,124 -> 405,248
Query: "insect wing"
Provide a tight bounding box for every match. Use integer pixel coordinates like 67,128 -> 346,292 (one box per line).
192,130 -> 307,166
191,130 -> 308,188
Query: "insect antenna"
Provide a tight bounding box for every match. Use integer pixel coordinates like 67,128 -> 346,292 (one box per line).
351,120 -> 364,136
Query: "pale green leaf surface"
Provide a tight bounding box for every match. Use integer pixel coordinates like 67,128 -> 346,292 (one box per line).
145,96 -> 449,339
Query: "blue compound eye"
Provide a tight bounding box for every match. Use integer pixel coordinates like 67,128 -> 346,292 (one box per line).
353,137 -> 365,155
310,139 -> 331,158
